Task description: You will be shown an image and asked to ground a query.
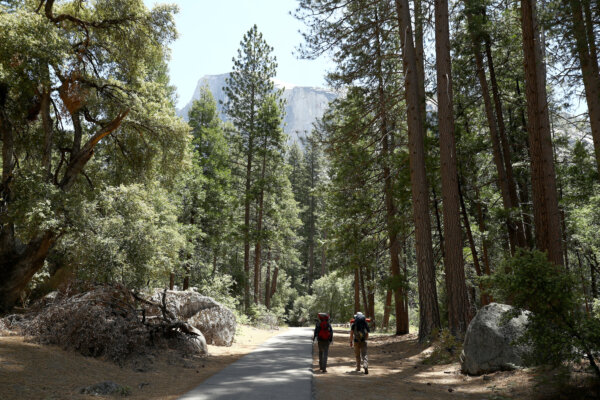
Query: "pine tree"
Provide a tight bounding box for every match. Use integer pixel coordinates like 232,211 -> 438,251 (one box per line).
434,0 -> 472,336
223,25 -> 279,309
520,0 -> 564,266
187,86 -> 233,280
394,0 -> 441,341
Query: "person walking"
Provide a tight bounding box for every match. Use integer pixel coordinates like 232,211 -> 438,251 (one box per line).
349,311 -> 370,374
313,312 -> 333,373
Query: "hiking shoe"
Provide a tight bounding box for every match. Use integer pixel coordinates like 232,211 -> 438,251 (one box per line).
322,369 -> 327,373
355,367 -> 361,372
364,367 -> 368,375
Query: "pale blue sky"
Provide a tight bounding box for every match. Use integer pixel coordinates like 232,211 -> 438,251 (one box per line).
143,0 -> 333,108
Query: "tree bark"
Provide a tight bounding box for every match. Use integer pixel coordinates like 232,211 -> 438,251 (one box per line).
321,229 -> 327,276
382,289 -> 393,329
265,253 -> 271,309
395,0 -> 441,341
567,0 -> 600,178
354,267 -> 360,314
591,258 -> 598,298
243,91 -> 255,311
474,186 -> 492,277
270,265 -> 279,300
484,36 -> 527,248
520,0 -> 564,266
414,0 -> 427,123
41,89 -> 54,179
253,145 -> 267,304
0,232 -> 55,311
465,15 -> 519,254
359,265 -> 369,315
374,9 -> 409,334
435,0 -> 472,336
432,187 -> 445,261
459,179 -> 489,305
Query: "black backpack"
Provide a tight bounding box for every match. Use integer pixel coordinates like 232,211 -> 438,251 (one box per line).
353,314 -> 368,342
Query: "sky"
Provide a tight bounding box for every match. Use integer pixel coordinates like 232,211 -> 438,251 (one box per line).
143,0 -> 333,108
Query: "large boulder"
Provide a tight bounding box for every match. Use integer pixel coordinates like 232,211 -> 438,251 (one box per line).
20,286 -> 208,361
461,303 -> 530,375
152,290 -> 236,346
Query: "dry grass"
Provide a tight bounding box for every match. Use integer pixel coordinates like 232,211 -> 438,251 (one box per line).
0,325 -> 283,400
312,329 -> 599,400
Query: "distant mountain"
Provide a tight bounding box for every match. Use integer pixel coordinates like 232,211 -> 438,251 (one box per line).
178,73 -> 338,142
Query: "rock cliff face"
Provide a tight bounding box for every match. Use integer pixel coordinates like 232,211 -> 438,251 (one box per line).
178,73 -> 338,141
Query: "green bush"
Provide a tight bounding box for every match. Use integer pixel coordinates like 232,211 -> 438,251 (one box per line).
485,249 -> 600,378
423,328 -> 463,365
287,272 -> 354,326
247,304 -> 283,329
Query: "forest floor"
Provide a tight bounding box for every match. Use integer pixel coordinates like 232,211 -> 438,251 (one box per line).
0,324 -> 283,400
313,329 -> 600,400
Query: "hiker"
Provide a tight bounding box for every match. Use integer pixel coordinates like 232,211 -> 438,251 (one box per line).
349,311 -> 370,374
313,312 -> 333,372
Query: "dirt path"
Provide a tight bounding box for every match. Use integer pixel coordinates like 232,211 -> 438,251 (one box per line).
0,325 -> 283,400
312,329 -> 538,400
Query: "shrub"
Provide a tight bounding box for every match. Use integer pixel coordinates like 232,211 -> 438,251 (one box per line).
485,249 -> 600,378
247,304 -> 282,329
423,328 -> 463,365
287,272 -> 355,326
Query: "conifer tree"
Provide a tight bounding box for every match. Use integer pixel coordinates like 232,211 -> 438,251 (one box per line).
187,86 -> 233,279
434,0 -> 472,336
394,0 -> 442,341
223,25 -> 279,309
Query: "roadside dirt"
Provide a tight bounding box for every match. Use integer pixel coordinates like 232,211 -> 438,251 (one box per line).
0,325 -> 283,400
312,329 -> 599,400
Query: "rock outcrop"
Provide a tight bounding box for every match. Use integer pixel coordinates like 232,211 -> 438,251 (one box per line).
177,74 -> 338,142
461,303 -> 530,375
152,290 -> 236,346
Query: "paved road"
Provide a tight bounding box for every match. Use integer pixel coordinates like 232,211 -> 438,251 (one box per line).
179,327 -> 314,400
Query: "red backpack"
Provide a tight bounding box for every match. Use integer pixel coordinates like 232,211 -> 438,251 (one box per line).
317,313 -> 331,340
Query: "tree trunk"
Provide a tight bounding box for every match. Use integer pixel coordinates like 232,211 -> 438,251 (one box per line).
567,0 -> 600,178
270,265 -> 279,300
591,258 -> 598,298
359,265 -> 369,315
520,0 -> 564,266
321,229 -> 327,276
243,93 -> 255,311
0,232 -> 55,311
435,0 -> 472,336
395,0 -> 441,342
414,0 -> 427,123
40,89 -> 54,179
253,127 -> 268,305
484,36 -> 527,248
432,187 -> 445,261
354,267 -> 360,314
465,14 -> 519,254
459,179 -> 489,305
374,10 -> 409,334
265,252 -> 271,309
382,289 -> 393,329
169,273 -> 174,290
308,151 -> 316,290
474,186 -> 492,277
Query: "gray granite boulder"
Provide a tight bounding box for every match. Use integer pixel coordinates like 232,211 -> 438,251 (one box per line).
151,290 -> 236,347
461,303 -> 530,375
